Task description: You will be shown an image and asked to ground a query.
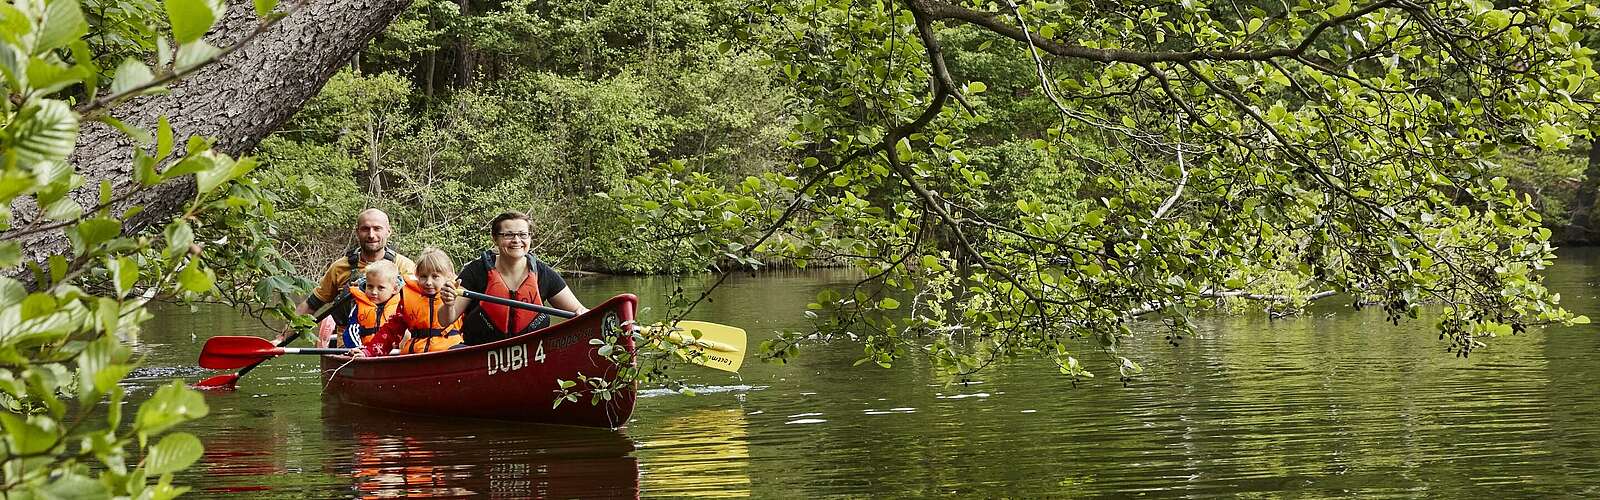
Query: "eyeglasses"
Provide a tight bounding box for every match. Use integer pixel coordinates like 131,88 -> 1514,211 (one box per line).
496,232 -> 532,240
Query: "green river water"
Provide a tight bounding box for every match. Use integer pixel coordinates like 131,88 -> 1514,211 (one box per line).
129,250 -> 1600,498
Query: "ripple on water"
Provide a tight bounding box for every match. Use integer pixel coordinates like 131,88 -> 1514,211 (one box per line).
637,384 -> 766,398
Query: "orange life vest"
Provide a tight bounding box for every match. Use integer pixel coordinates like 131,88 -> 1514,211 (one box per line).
347,285 -> 401,346
331,247 -> 400,324
395,278 -> 464,354
483,263 -> 543,336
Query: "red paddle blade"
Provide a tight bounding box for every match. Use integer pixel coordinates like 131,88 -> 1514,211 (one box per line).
193,373 -> 240,389
198,336 -> 282,369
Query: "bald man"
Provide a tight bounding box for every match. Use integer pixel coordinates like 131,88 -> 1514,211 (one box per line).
294,209 -> 417,345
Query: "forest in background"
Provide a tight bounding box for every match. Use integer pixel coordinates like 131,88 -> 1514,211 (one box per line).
258,0 -> 793,273
258,0 -> 1598,275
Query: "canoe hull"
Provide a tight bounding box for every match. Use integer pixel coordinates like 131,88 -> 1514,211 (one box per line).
320,294 -> 638,429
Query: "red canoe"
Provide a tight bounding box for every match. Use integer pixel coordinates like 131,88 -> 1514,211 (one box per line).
318,294 -> 639,429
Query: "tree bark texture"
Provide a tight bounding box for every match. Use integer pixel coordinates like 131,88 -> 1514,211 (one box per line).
10,0 -> 411,267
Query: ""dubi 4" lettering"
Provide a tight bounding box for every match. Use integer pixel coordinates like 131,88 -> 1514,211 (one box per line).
487,344 -> 529,375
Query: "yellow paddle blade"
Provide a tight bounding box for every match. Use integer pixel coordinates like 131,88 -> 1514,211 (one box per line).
655,320 -> 746,373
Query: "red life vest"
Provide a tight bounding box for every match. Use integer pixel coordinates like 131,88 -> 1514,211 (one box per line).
482,264 -> 542,336
348,285 -> 401,345
395,279 -> 464,353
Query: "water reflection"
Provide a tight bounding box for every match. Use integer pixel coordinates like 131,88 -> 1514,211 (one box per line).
639,408 -> 752,497
322,404 -> 641,498
143,261 -> 1600,497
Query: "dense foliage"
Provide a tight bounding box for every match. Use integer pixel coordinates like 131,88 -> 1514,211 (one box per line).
259,0 -> 1600,382
257,0 -> 794,273
0,0 -> 309,496
603,0 -> 1600,378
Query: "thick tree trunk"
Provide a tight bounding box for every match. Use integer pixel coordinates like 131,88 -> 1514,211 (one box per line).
1570,142 -> 1600,244
8,0 -> 410,267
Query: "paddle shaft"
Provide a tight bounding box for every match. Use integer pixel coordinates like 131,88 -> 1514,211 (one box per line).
275,347 -> 351,355
236,292 -> 351,376
462,289 -> 575,318
461,290 -> 740,355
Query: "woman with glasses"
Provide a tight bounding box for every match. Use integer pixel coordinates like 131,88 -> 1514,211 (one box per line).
435,211 -> 588,346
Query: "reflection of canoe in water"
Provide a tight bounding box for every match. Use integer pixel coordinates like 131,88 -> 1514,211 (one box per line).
324,403 -> 641,499
319,294 -> 638,429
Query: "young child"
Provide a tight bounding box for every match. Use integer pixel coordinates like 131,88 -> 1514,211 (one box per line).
337,260 -> 403,350
360,248 -> 465,356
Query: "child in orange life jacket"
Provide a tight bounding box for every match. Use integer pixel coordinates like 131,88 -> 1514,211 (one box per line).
358,248 -> 465,357
336,260 -> 403,350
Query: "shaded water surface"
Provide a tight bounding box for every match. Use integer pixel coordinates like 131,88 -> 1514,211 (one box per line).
136,254 -> 1600,497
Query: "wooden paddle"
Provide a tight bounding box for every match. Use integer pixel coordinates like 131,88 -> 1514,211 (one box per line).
193,292 -> 351,389
199,336 -> 352,369
461,290 -> 747,372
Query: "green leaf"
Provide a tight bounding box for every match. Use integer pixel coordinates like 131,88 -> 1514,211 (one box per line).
163,220 -> 193,257
195,155 -> 253,194
1482,9 -> 1511,31
156,116 -> 174,159
48,254 -> 67,283
1327,0 -> 1351,17
1534,123 -> 1569,150
177,259 -> 213,293
145,432 -> 203,475
76,217 -> 121,248
37,0 -> 88,53
174,40 -> 221,71
8,99 -> 79,166
966,81 -> 987,94
93,363 -> 133,395
112,256 -> 138,298
879,297 -> 900,310
99,115 -> 152,145
78,331 -> 115,397
0,412 -> 58,455
0,276 -> 23,304
0,241 -> 19,268
111,58 -> 155,95
162,154 -> 213,178
39,472 -> 107,498
0,6 -> 33,50
252,0 -> 277,17
1082,209 -> 1106,227
95,296 -> 118,335
164,0 -> 219,44
21,292 -> 58,320
1572,315 -> 1591,325
26,57 -> 86,95
42,196 -> 81,221
135,381 -> 209,437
